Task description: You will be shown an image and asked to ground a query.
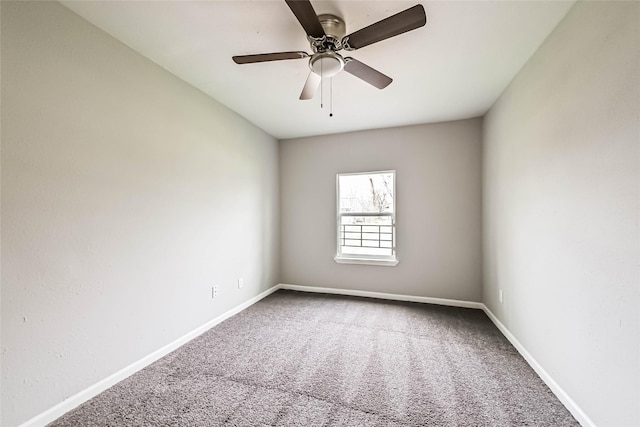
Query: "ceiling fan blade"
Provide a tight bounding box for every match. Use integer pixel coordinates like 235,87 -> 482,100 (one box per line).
342,4 -> 426,50
300,71 -> 321,100
233,51 -> 309,64
344,58 -> 392,89
285,0 -> 326,39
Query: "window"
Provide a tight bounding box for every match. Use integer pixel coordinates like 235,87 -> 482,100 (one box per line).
335,170 -> 398,266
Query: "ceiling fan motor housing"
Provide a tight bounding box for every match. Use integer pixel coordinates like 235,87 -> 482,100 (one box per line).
317,14 -> 346,50
307,14 -> 346,77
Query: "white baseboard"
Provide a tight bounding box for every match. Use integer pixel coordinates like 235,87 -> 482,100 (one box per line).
279,283 -> 595,427
19,284 -> 280,427
480,305 -> 596,427
278,283 -> 484,309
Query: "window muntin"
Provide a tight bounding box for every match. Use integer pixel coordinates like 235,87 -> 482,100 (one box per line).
336,171 -> 396,263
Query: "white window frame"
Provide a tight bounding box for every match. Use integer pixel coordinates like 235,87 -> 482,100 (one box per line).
334,170 -> 398,267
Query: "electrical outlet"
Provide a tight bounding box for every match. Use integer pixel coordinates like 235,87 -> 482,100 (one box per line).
499,289 -> 504,304
212,285 -> 219,299
238,278 -> 244,289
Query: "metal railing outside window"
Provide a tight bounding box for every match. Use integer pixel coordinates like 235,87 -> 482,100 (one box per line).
338,213 -> 395,257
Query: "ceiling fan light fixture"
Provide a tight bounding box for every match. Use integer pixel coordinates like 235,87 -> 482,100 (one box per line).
310,52 -> 344,77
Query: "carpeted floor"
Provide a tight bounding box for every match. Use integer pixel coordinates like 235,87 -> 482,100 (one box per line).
49,290 -> 579,426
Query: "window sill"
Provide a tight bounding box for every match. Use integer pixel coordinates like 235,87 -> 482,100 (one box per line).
334,256 -> 399,267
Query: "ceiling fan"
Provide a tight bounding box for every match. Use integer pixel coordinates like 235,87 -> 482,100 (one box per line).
232,1 -> 427,100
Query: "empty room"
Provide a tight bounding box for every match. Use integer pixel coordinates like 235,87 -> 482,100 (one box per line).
1,1 -> 638,426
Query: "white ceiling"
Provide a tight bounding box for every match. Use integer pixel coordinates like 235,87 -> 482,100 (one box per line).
60,1 -> 575,140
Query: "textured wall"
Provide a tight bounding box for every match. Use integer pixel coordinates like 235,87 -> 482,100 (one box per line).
280,120 -> 482,301
483,2 -> 639,426
1,2 -> 279,425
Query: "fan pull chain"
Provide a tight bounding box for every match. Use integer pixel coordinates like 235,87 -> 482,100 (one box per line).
320,60 -> 324,109
329,77 -> 333,117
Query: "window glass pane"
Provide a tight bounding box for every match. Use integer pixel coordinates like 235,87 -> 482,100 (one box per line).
339,172 -> 394,214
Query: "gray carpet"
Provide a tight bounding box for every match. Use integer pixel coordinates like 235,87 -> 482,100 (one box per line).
49,290 -> 579,426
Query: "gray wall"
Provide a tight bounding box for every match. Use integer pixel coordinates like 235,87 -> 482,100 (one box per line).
1,2 -> 279,425
280,120 -> 482,301
483,2 -> 639,426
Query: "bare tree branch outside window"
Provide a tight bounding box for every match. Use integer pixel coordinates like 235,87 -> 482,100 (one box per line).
369,175 -> 393,213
